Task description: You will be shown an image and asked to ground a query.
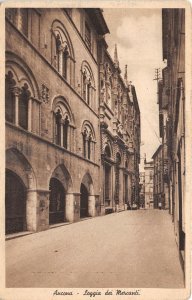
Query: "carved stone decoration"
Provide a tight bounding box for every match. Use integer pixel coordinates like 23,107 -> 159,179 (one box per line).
5,71 -> 16,88
41,84 -> 49,103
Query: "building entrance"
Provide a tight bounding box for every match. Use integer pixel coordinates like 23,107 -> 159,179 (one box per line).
49,178 -> 65,224
5,170 -> 26,234
80,183 -> 89,218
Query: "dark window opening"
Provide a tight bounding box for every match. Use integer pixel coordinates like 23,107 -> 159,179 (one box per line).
63,115 -> 69,149
85,22 -> 91,49
19,83 -> 30,130
63,47 -> 68,79
83,129 -> 87,158
87,82 -> 91,105
87,134 -> 92,160
5,71 -> 16,123
55,109 -> 62,146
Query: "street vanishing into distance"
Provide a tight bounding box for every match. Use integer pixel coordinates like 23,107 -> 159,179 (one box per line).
6,210 -> 184,288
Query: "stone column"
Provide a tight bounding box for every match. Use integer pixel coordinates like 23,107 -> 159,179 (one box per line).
58,49 -> 63,75
26,189 -> 50,232
37,190 -> 50,231
65,193 -> 74,222
26,190 -> 37,232
88,195 -> 95,217
13,87 -> 20,126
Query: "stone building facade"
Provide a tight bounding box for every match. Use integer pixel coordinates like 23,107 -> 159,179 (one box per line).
5,8 -> 140,234
152,145 -> 163,209
144,160 -> 154,209
161,9 -> 185,267
97,41 -> 140,213
139,172 -> 145,209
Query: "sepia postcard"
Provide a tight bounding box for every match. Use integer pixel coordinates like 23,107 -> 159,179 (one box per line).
0,0 -> 191,299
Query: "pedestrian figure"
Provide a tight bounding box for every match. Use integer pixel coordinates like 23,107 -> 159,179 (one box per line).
158,202 -> 162,210
127,202 -> 131,210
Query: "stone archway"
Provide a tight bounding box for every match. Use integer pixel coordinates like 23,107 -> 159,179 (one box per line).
5,169 -> 26,234
80,173 -> 95,218
49,177 -> 66,224
6,148 -> 37,232
49,164 -> 73,224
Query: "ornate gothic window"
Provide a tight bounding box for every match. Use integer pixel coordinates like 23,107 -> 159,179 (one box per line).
81,122 -> 95,161
81,62 -> 95,108
53,98 -> 75,151
52,21 -> 75,86
5,60 -> 40,134
54,108 -> 70,149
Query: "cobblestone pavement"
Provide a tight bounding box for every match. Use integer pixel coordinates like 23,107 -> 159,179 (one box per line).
6,210 -> 184,288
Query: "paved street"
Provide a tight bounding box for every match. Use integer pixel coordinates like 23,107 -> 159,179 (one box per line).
6,210 -> 184,288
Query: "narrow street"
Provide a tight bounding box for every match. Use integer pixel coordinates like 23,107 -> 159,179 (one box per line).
6,210 -> 184,288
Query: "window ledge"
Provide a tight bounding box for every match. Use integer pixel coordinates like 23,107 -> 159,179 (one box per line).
6,122 -> 100,168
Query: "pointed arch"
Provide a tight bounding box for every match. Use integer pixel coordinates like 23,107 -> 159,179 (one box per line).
52,96 -> 75,150
80,172 -> 94,195
6,51 -> 40,99
6,147 -> 36,190
5,52 -> 41,134
81,60 -> 96,107
52,19 -> 75,60
51,20 -> 75,85
49,163 -> 73,193
81,120 -> 96,161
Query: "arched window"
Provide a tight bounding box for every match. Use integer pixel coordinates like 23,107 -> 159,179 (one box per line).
5,57 -> 40,134
54,108 -> 70,149
52,21 -> 75,86
104,64 -> 113,108
53,98 -> 75,151
81,62 -> 95,108
81,122 -> 95,161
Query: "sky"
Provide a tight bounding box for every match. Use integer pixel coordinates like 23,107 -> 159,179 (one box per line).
103,9 -> 166,170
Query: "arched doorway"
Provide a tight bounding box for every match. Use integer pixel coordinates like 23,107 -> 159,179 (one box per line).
5,170 -> 26,234
49,178 -> 65,224
80,183 -> 89,218
104,144 -> 112,208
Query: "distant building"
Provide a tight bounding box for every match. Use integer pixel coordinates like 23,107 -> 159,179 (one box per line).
152,145 -> 164,209
144,160 -> 154,209
139,172 -> 145,208
97,41 -> 141,213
